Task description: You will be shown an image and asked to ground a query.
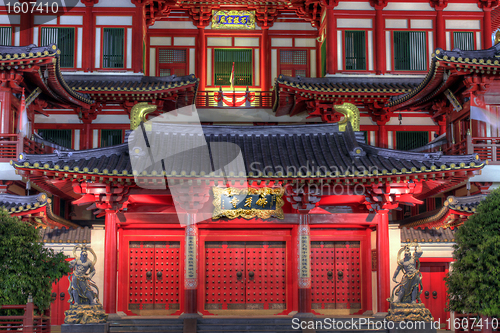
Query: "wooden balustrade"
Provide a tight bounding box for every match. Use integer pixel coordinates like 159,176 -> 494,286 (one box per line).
196,90 -> 274,108
0,300 -> 50,332
0,134 -> 21,162
444,135 -> 500,165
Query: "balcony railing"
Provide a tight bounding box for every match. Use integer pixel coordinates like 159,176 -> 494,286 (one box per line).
196,90 -> 274,108
0,134 -> 21,162
0,134 -> 55,162
444,134 -> 500,165
0,299 -> 50,333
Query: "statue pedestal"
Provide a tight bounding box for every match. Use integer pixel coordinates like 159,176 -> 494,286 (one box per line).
64,304 -> 108,324
386,303 -> 436,333
61,323 -> 108,333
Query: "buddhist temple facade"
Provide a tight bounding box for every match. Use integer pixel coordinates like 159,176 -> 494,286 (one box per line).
0,0 -> 499,329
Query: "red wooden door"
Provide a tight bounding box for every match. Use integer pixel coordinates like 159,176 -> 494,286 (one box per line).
420,262 -> 448,329
50,258 -> 73,325
128,241 -> 180,314
204,241 -> 286,311
311,241 -> 361,311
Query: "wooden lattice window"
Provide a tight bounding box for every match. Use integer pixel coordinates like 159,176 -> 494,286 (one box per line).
101,129 -> 122,147
214,49 -> 252,86
453,32 -> 474,50
279,50 -> 308,77
38,129 -> 72,149
102,28 -> 124,68
41,27 -> 75,67
393,31 -> 427,71
158,49 -> 187,77
396,131 -> 429,151
345,31 -> 366,70
0,27 -> 12,46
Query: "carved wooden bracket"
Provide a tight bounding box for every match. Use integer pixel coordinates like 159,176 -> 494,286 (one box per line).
363,182 -> 423,212
429,0 -> 448,10
187,6 -> 212,27
255,6 -> 278,28
285,184 -> 321,213
366,102 -> 394,125
72,182 -> 132,216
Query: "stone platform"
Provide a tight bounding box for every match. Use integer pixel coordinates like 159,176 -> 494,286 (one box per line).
64,304 -> 108,324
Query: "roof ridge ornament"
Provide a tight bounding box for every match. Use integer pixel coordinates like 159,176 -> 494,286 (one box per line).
130,102 -> 158,130
333,102 -> 360,131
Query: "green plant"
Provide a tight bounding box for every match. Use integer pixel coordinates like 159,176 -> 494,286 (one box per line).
0,209 -> 70,312
445,188 -> 500,316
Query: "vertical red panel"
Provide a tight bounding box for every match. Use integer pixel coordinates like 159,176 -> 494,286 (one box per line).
154,241 -> 180,310
420,263 -> 448,328
311,241 -> 336,310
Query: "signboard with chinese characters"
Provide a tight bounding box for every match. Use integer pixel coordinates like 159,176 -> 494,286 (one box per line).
212,187 -> 284,219
211,10 -> 255,30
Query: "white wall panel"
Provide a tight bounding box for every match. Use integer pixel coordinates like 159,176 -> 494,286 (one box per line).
338,18 -> 372,28
337,30 -> 343,71
271,38 -> 293,47
384,2 -> 433,10
95,28 -> 100,68
428,31 -> 434,61
60,16 -> 83,25
368,30 -> 374,71
385,19 -> 407,29
150,21 -> 196,29
34,15 -> 57,25
207,37 -> 232,46
271,49 -> 277,83
386,31 -> 391,71
235,37 -> 259,47
174,37 -> 196,46
95,0 -> 135,7
254,49 -> 260,86
149,47 -> 156,76
336,1 -> 374,10
445,20 -> 480,30
14,27 -> 19,46
411,19 -> 432,29
476,31 -> 482,50
33,27 -> 38,45
270,22 -> 316,31
96,16 -> 132,26
73,130 -> 80,150
207,48 -> 212,86
310,49 -> 316,77
126,28 -> 132,69
0,14 -> 19,24
295,38 -> 316,47
444,3 -> 481,11
93,130 -> 99,149
446,32 -> 451,50
77,27 -> 82,68
189,48 -> 195,75
150,37 -> 171,46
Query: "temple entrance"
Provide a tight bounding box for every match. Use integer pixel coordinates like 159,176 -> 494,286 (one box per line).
127,241 -> 180,315
311,241 -> 362,315
420,262 -> 449,328
204,241 -> 287,313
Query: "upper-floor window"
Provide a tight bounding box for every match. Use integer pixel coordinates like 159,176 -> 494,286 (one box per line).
279,50 -> 308,77
393,31 -> 427,71
158,49 -> 187,77
453,31 -> 475,50
101,129 -> 122,147
396,131 -> 429,151
344,31 -> 366,71
214,49 -> 252,86
0,27 -> 12,46
102,28 -> 124,68
41,27 -> 75,68
38,129 -> 72,149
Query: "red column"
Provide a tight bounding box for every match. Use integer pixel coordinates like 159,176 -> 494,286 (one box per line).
133,3 -> 145,73
19,12 -> 32,46
184,213 -> 199,316
296,214 -> 312,316
197,27 -> 206,91
0,88 -> 12,134
261,28 -> 270,91
82,3 -> 95,72
81,122 -> 92,150
373,4 -> 387,74
326,7 -> 337,75
377,123 -> 388,148
435,8 -> 446,49
376,210 -> 390,313
483,7 -> 493,49
104,211 -> 118,313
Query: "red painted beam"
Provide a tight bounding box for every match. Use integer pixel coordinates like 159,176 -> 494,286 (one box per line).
377,211 -> 390,313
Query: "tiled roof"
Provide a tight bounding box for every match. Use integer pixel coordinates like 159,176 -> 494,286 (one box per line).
13,123 -> 484,181
0,44 -> 93,107
38,226 -> 91,243
0,193 -> 48,214
401,227 -> 456,243
398,194 -> 486,228
65,74 -> 198,93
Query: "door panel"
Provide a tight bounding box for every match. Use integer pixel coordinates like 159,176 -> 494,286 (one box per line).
50,258 -> 73,325
128,241 -> 180,314
311,241 -> 362,312
420,263 -> 448,328
204,241 -> 286,311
